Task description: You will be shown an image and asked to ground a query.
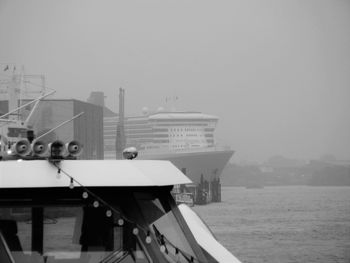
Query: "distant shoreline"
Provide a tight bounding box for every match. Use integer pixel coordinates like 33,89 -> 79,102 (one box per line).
221,184 -> 350,187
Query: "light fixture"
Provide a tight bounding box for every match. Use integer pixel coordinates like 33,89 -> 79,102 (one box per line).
145,231 -> 152,244
106,210 -> 112,217
56,168 -> 61,179
132,228 -> 139,235
69,178 -> 74,189
118,218 -> 124,226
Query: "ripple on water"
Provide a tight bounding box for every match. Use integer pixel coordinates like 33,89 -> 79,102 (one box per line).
193,186 -> 350,263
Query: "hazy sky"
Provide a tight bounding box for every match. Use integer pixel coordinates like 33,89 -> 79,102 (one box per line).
0,0 -> 349,162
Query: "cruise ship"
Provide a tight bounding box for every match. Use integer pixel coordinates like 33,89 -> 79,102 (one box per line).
92,90 -> 234,204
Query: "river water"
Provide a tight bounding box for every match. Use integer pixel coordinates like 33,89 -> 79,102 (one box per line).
193,186 -> 350,263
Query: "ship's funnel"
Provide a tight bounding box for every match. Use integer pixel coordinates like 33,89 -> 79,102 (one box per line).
11,139 -> 31,157
48,140 -> 66,159
122,147 -> 138,160
31,140 -> 48,157
66,140 -> 83,157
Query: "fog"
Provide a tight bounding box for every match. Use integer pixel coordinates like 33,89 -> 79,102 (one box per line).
0,0 -> 349,162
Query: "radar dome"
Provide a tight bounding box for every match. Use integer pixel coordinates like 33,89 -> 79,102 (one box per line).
142,107 -> 149,115
157,107 -> 165,112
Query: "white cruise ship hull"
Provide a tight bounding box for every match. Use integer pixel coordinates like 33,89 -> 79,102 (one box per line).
138,148 -> 234,183
138,148 -> 234,204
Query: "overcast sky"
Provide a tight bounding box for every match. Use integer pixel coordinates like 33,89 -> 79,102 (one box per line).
0,0 -> 349,162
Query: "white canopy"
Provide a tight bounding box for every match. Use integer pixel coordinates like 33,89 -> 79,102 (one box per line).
0,160 -> 192,188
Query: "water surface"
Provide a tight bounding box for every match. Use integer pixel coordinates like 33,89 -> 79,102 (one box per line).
193,186 -> 350,263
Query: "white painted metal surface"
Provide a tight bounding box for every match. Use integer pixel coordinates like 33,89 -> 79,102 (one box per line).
178,204 -> 242,263
0,160 -> 192,188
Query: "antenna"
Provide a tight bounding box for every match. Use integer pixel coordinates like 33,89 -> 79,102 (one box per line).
35,112 -> 84,141
0,90 -> 56,120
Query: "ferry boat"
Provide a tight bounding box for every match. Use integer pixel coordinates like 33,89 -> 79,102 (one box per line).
0,142 -> 241,263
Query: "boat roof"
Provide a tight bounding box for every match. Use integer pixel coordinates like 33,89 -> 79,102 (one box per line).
0,160 -> 192,188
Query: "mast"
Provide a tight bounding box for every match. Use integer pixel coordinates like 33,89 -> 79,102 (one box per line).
0,65 -> 49,122
115,88 -> 126,159
6,67 -> 22,120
